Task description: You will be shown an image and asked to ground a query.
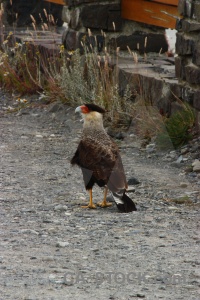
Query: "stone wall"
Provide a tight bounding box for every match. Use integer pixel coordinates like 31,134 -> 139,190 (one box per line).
175,0 -> 200,123
62,0 -> 168,53
3,0 -> 63,27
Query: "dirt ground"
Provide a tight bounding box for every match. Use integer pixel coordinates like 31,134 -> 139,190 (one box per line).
0,94 -> 199,300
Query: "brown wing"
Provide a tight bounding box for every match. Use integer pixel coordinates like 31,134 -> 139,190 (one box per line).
71,137 -> 127,192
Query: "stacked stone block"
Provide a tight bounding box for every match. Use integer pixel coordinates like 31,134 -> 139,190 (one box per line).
62,0 -> 168,53
175,0 -> 200,113
64,0 -> 122,31
4,0 -> 63,27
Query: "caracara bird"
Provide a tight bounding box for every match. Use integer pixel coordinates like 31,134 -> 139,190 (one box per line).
71,104 -> 137,213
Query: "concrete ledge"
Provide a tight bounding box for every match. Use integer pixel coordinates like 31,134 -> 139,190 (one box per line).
117,55 -> 199,119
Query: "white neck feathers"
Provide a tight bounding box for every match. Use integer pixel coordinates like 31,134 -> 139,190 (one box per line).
82,111 -> 104,130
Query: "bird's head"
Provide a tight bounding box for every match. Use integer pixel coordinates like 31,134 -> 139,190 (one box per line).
75,104 -> 106,114
75,104 -> 106,129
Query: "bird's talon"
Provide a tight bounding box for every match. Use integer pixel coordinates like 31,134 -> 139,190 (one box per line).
97,201 -> 112,208
81,204 -> 96,209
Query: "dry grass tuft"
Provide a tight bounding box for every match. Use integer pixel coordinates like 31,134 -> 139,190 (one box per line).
130,95 -> 165,140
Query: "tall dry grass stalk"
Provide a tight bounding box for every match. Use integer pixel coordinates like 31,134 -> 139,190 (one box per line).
131,95 -> 165,139
0,3 -> 4,45
127,46 -> 138,64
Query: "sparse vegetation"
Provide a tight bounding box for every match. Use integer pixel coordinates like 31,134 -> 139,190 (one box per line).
156,102 -> 195,149
164,195 -> 193,205
131,95 -> 165,140
0,34 -> 43,94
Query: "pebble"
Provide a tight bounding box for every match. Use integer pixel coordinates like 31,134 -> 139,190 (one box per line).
181,147 -> 189,155
56,241 -> 70,247
169,150 -> 177,158
20,229 -> 39,235
42,256 -> 54,262
48,274 -> 57,283
188,172 -> 197,178
65,212 -> 71,216
159,234 -> 167,238
192,160 -> 200,172
176,155 -> 183,163
53,220 -> 62,225
47,228 -> 57,234
54,204 -> 68,211
168,206 -> 179,210
180,182 -> 188,188
136,293 -> 146,298
185,191 -> 199,196
146,143 -> 156,153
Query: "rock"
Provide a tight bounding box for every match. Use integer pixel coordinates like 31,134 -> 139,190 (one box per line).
185,191 -> 199,196
159,234 -> 167,238
180,182 -> 188,188
176,155 -> 184,163
127,177 -> 140,185
112,32 -> 168,53
65,212 -> 71,216
181,147 -> 189,155
169,150 -> 177,158
146,143 -> 156,153
42,256 -> 54,262
171,162 -> 185,168
184,166 -> 193,173
107,128 -> 125,140
127,186 -> 136,193
48,274 -> 56,283
192,160 -> 200,172
47,228 -> 58,234
190,144 -> 200,153
56,241 -> 70,248
54,204 -> 68,211
80,4 -> 122,31
168,206 -> 179,210
20,229 -> 39,235
188,172 -> 197,178
53,220 -> 62,225
35,134 -> 43,138
191,153 -> 200,159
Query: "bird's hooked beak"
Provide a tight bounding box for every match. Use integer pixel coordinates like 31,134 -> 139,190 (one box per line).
75,105 -> 89,114
75,105 -> 87,123
75,106 -> 82,114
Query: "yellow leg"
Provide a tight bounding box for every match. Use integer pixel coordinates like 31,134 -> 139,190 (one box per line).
97,187 -> 112,208
81,189 -> 96,209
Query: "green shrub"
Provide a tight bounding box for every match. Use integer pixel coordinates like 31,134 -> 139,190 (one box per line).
156,103 -> 195,149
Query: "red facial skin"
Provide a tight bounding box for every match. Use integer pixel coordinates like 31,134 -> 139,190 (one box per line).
80,105 -> 90,114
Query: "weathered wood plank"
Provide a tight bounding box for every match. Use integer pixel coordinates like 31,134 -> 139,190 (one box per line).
122,0 -> 180,29
44,0 -> 65,5
151,0 -> 178,6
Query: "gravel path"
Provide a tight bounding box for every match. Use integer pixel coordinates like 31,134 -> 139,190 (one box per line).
0,96 -> 199,300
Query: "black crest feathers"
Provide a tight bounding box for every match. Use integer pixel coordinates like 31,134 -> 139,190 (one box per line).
84,103 -> 106,114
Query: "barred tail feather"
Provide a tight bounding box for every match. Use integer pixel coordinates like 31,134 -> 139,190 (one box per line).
111,191 -> 137,213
